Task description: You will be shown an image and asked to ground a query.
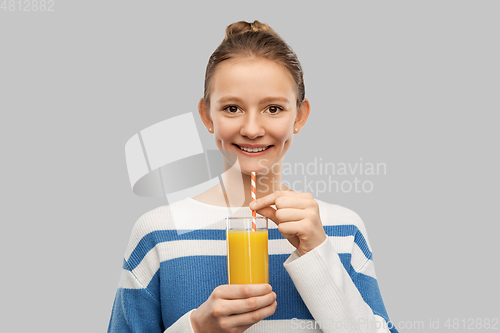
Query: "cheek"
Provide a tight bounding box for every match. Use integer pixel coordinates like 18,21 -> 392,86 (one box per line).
274,122 -> 294,143
213,118 -> 236,144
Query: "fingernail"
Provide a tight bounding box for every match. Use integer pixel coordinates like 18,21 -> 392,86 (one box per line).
249,201 -> 256,209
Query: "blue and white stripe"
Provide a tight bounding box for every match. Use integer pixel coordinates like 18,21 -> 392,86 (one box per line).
109,198 -> 397,333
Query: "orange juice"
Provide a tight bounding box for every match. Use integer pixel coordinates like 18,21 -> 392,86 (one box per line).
227,229 -> 269,284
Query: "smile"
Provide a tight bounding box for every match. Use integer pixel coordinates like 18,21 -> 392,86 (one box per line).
234,144 -> 272,153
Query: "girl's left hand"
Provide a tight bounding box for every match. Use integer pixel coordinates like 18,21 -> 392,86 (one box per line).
249,191 -> 327,256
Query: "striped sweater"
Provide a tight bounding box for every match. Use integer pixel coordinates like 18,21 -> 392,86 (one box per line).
108,197 -> 398,333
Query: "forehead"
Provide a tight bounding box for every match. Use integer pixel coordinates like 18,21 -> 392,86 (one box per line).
211,57 -> 296,102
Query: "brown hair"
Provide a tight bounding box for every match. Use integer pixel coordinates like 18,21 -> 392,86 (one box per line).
203,20 -> 305,109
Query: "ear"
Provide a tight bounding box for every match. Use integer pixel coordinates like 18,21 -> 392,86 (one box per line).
293,98 -> 311,133
198,98 -> 213,133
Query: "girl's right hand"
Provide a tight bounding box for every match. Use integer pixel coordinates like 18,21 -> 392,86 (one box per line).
190,284 -> 277,333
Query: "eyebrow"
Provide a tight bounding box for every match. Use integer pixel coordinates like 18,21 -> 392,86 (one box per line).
216,96 -> 291,105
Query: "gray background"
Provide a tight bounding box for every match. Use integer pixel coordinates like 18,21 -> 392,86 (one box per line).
1,0 -> 499,332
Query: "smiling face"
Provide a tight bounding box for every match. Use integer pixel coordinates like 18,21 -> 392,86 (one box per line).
199,57 -> 310,175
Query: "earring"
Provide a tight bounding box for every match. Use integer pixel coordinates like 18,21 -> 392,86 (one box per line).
294,128 -> 298,133
209,128 -> 212,133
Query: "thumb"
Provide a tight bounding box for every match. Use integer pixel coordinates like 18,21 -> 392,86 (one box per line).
256,206 -> 278,225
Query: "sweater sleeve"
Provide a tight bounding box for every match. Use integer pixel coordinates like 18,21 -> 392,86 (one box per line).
283,232 -> 398,333
107,257 -> 196,333
107,211 -> 196,333
107,264 -> 165,333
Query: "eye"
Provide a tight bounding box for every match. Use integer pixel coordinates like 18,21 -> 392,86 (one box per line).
223,105 -> 242,114
265,105 -> 284,114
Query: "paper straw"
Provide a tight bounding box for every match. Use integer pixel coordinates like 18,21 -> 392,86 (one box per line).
251,172 -> 256,231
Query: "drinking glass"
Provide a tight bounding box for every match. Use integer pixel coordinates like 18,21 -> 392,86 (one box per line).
226,216 -> 269,284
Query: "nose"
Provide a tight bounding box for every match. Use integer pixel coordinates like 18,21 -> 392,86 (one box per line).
240,112 -> 265,139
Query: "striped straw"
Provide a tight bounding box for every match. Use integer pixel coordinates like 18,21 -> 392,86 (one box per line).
251,172 -> 256,231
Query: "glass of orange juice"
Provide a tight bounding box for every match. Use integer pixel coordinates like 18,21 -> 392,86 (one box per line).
226,217 -> 269,284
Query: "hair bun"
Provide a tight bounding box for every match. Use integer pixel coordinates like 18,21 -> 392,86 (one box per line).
224,20 -> 279,41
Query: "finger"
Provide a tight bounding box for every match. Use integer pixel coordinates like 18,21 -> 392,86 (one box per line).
223,291 -> 277,315
255,206 -> 276,223
274,208 -> 307,223
277,221 -> 302,237
219,284 -> 273,300
249,191 -> 279,211
223,300 -> 278,327
275,196 -> 313,210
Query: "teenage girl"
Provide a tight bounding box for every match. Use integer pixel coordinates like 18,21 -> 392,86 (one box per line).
108,20 -> 398,333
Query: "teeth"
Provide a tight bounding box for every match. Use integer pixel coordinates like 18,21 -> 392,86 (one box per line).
239,146 -> 269,153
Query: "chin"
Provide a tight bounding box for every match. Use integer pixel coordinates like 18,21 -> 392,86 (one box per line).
233,160 -> 272,176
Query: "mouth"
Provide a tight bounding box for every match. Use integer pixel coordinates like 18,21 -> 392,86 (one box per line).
233,144 -> 273,154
